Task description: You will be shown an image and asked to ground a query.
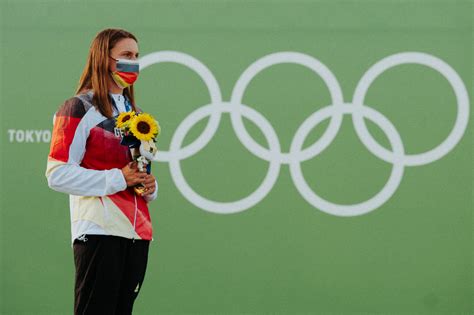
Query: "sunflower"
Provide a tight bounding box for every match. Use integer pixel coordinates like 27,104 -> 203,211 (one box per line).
129,113 -> 160,141
116,111 -> 136,129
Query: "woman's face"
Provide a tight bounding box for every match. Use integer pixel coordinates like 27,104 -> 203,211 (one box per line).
109,38 -> 139,72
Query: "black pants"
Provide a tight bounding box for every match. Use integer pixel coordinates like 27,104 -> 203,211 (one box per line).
73,235 -> 150,315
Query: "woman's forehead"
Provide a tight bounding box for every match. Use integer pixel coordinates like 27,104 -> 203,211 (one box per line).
113,38 -> 139,53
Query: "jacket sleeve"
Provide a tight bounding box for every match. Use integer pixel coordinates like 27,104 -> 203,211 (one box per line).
143,179 -> 158,202
45,97 -> 127,197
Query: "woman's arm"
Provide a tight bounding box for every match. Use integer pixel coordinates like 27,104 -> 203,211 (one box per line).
46,162 -> 127,196
45,97 -> 127,197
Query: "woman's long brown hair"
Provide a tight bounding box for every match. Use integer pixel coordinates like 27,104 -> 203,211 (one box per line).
76,28 -> 138,118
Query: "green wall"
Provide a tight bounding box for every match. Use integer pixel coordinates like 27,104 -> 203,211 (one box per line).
1,0 -> 472,314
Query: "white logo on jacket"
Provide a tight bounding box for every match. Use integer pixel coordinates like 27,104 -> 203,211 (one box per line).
114,127 -> 124,138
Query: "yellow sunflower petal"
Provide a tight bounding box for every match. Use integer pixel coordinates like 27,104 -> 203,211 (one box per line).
116,111 -> 136,129
129,113 -> 160,141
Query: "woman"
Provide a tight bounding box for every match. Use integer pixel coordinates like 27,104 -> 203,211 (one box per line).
45,28 -> 158,314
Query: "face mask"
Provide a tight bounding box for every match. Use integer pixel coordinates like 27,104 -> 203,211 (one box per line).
110,58 -> 140,88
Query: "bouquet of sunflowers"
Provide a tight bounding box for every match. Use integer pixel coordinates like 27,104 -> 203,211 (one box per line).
115,111 -> 161,195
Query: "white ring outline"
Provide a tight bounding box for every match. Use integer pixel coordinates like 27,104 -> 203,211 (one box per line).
230,52 -> 345,164
140,51 -> 223,162
169,102 -> 281,214
352,52 -> 469,166
290,103 -> 405,216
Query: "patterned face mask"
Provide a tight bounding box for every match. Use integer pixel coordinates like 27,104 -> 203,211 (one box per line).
110,57 -> 140,88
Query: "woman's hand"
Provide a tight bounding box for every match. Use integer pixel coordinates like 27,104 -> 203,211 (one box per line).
121,161 -> 148,187
141,174 -> 156,196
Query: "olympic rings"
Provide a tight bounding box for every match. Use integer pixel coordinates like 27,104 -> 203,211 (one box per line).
140,51 -> 469,216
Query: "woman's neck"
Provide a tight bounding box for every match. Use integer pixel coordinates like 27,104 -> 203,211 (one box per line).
107,77 -> 124,94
